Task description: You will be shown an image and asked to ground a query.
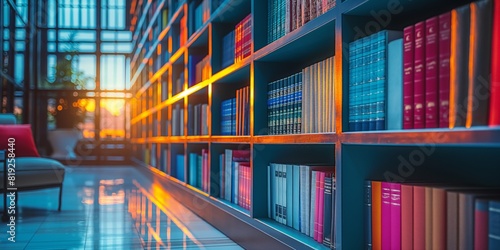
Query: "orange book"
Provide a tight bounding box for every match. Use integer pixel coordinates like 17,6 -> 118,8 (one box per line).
401,184 -> 413,250
371,181 -> 382,250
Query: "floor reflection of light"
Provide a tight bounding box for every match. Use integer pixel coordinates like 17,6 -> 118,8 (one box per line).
130,180 -> 205,249
98,179 -> 125,205
81,186 -> 94,205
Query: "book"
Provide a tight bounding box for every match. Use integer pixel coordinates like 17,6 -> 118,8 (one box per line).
401,184 -> 413,250
413,21 -> 426,129
372,181 -> 382,250
403,26 -> 415,129
413,185 -> 426,250
387,38 -> 403,130
489,200 -> 500,249
364,180 -> 372,250
449,5 -> 471,128
390,183 -> 401,250
432,187 -> 446,250
475,199 -> 489,250
467,0 -> 493,127
425,17 -> 439,128
438,12 -> 452,128
490,0 -> 500,126
381,182 -> 391,249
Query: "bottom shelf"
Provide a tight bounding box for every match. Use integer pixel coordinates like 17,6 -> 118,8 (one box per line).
256,218 -> 331,250
135,158 -> 327,249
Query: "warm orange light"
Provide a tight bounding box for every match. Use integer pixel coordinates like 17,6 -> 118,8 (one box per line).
466,4 -> 477,128
449,10 -> 457,129
57,105 -> 62,111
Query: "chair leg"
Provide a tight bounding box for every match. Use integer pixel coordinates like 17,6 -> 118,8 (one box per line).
58,185 -> 63,212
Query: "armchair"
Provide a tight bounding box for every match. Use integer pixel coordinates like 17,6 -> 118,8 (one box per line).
0,114 -> 66,220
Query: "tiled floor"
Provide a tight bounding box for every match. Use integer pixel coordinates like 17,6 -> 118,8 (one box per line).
0,166 -> 242,249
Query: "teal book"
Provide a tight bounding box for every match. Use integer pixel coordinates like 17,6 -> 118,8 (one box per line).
387,38 -> 403,130
189,153 -> 197,187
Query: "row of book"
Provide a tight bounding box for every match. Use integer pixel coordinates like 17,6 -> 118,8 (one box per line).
192,0 -> 210,34
188,55 -> 211,87
402,0 -> 494,129
187,103 -> 209,136
267,73 -> 303,135
365,181 -> 500,250
188,149 -> 209,193
268,164 -> 335,248
222,31 -> 235,69
235,15 -> 252,63
221,86 -> 250,136
268,0 -> 337,43
219,149 -> 251,210
348,30 -> 400,131
221,98 -> 236,135
348,0 -> 500,131
267,56 -> 335,135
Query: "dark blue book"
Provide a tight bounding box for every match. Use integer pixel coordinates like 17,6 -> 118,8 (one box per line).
231,98 -> 236,135
188,55 -> 203,87
323,173 -> 334,248
490,200 -> 500,249
365,180 -> 372,250
222,31 -> 235,68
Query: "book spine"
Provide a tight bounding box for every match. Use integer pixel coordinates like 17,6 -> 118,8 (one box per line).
372,181 -> 382,250
318,171 -> 325,244
401,184 -> 413,250
438,12 -> 452,128
425,17 -> 439,128
489,201 -> 500,249
390,183 -> 401,250
458,194 -> 474,250
474,199 -> 489,250
381,182 -> 391,249
365,180 -> 372,250
432,188 -> 446,250
387,39 -> 404,130
323,173 -> 333,248
468,0 -> 493,127
449,6 -> 471,128
447,192 -> 459,250
293,165 -> 300,231
490,0 -> 500,126
425,187 -> 433,250
414,21 -> 426,129
314,171 -> 320,240
403,26 -> 415,129
413,186 -> 426,250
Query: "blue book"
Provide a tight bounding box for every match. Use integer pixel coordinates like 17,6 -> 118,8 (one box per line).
188,55 -> 202,87
490,200 -> 500,249
222,31 -> 235,68
387,38 -> 403,130
365,180 -> 372,250
189,153 -> 197,187
231,98 -> 236,135
176,154 -> 185,182
292,165 -> 300,231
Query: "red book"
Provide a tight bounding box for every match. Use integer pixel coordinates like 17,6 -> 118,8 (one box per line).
438,12 -> 452,128
403,26 -> 415,129
414,21 -> 426,129
474,199 -> 489,250
413,186 -> 426,250
318,172 -> 325,243
390,183 -> 401,250
381,182 -> 391,249
490,0 -> 500,125
425,17 -> 439,128
401,184 -> 413,250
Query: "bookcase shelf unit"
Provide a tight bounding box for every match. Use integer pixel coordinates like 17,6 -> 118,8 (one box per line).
129,0 -> 500,249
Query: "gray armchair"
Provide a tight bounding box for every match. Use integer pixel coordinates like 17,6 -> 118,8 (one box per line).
0,114 -> 65,220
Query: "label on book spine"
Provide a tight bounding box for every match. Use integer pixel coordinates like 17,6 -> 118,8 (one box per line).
414,21 -> 426,129
403,26 -> 415,129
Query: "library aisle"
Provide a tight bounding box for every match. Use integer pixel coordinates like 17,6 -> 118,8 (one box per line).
0,167 -> 242,250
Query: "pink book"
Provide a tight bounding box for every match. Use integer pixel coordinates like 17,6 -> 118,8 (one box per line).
381,182 -> 392,249
318,172 -> 325,244
413,186 -> 426,250
390,183 -> 402,250
403,26 -> 415,129
474,199 -> 489,250
438,12 -> 451,128
432,188 -> 446,250
414,21 -> 426,129
425,17 -> 439,128
314,171 -> 320,241
246,165 -> 250,210
401,184 -> 413,250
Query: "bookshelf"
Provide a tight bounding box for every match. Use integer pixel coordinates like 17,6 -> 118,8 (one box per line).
129,0 -> 500,249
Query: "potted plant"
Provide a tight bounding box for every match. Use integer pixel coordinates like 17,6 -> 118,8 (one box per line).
46,41 -> 93,159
